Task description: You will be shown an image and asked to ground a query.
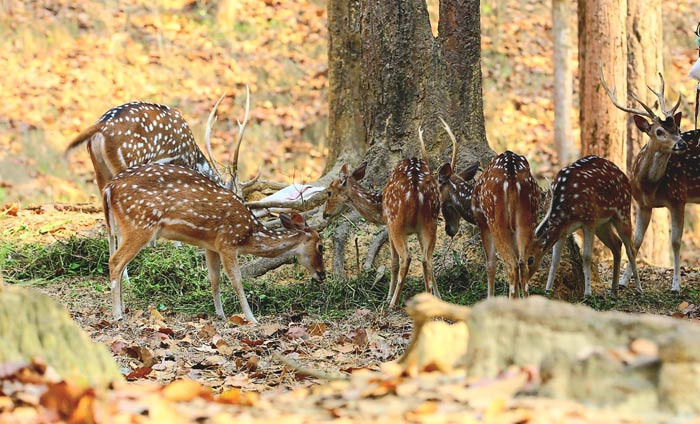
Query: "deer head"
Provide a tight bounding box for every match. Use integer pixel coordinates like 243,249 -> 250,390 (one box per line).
279,212 -> 326,281
601,70 -> 686,154
323,162 -> 368,219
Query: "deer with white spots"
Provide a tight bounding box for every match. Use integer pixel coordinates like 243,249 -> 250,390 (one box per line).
531,156 -> 640,297
471,151 -> 541,298
323,130 -> 441,307
601,71 -> 700,293
67,88 -> 256,279
103,163 -> 325,323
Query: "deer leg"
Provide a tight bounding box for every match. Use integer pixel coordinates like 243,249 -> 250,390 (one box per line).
221,252 -> 258,324
545,237 -> 565,293
596,223 -> 622,295
205,250 -> 224,318
108,229 -> 153,320
670,205 -> 685,293
480,228 -> 497,297
582,225 -> 594,297
388,240 -> 399,303
612,218 -> 642,292
389,234 -> 411,308
621,207 -> 651,287
419,223 -> 439,299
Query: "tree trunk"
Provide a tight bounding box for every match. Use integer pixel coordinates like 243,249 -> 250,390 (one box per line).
327,0 -> 493,186
552,0 -> 573,166
626,0 -> 670,267
578,0 -> 627,165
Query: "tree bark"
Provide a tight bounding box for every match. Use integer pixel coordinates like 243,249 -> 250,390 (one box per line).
552,0 -> 573,165
626,0 -> 670,267
327,0 -> 493,185
578,0 -> 627,166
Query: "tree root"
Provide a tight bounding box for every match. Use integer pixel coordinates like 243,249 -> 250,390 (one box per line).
241,255 -> 295,279
363,228 -> 388,271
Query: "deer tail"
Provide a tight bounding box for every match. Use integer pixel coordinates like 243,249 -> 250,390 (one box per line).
65,124 -> 100,158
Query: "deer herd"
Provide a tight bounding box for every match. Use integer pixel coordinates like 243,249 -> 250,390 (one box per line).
66,73 -> 700,323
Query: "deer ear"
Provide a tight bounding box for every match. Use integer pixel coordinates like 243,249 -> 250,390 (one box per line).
437,163 -> 452,184
458,161 -> 480,181
674,111 -> 682,128
279,213 -> 299,230
339,164 -> 349,180
352,162 -> 367,180
289,212 -> 308,230
633,115 -> 651,133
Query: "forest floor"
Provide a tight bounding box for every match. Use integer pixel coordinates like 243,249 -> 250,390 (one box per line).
3,207 -> 700,394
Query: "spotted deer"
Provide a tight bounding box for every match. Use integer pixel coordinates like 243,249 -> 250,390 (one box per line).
600,71 -> 700,292
323,130 -> 441,307
436,118 -> 480,236
103,163 -> 325,323
67,88 -> 256,279
531,156 -> 640,296
472,151 -> 541,298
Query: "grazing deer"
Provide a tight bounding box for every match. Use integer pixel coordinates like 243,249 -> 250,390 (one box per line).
436,118 -> 480,236
67,89 -> 256,279
103,163 -> 325,323
323,130 -> 441,307
472,151 -> 541,298
601,71 -> 699,292
531,156 -> 641,297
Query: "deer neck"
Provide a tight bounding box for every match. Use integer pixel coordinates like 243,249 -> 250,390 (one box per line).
240,226 -> 304,258
633,143 -> 672,187
348,180 -> 385,224
450,177 -> 474,220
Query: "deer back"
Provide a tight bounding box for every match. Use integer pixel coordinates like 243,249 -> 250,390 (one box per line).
382,158 -> 440,230
70,102 -> 219,184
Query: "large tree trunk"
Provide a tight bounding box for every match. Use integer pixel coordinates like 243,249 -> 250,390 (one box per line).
578,0 -> 627,165
626,0 -> 670,267
327,0 -> 493,185
552,0 -> 573,166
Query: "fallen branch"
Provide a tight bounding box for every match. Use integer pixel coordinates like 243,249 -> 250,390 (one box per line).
241,255 -> 294,279
242,180 -> 289,196
246,190 -> 327,211
272,352 -> 347,381
363,228 -> 389,270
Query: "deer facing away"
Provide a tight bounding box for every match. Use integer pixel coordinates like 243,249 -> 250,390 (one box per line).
103,163 -> 325,323
471,151 -> 541,298
601,71 -> 700,293
532,156 -> 641,296
323,131 -> 441,307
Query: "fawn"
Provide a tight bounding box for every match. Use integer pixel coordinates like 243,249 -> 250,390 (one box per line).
103,163 -> 325,323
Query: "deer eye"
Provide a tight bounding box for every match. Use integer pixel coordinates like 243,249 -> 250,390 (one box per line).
317,244 -> 324,254
527,256 -> 535,266
656,128 -> 664,137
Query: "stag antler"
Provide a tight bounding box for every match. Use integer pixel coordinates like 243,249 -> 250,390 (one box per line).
230,84 -> 250,182
647,73 -> 682,117
599,67 -> 656,118
205,93 -> 227,178
438,116 -> 457,171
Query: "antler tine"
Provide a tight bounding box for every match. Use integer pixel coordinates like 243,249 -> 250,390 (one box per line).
646,72 -> 667,115
205,93 -> 227,179
418,125 -> 429,165
438,116 -> 457,171
599,67 -> 655,118
230,84 -> 250,181
669,92 -> 682,117
241,164 -> 262,189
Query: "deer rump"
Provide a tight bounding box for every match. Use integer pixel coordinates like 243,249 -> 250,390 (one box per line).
382,158 -> 439,232
475,158 -> 538,276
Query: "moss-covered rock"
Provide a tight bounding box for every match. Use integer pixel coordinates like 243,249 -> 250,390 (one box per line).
0,285 -> 122,388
